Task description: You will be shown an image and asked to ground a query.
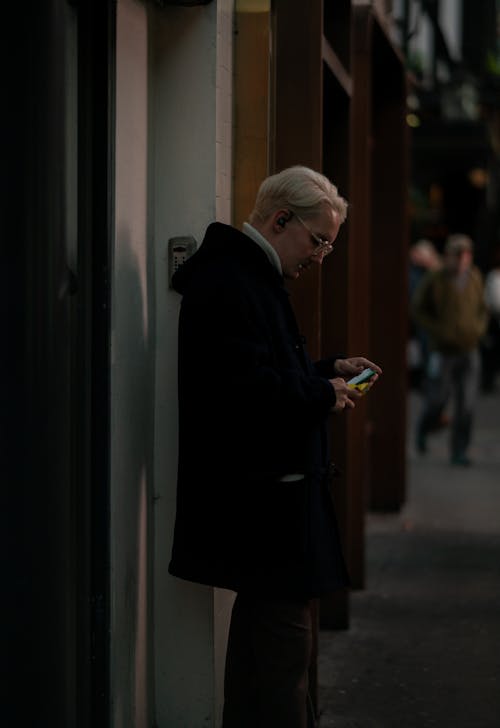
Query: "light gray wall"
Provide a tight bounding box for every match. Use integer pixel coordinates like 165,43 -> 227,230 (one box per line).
112,1 -> 234,725
149,2 -> 234,727
112,1 -> 153,727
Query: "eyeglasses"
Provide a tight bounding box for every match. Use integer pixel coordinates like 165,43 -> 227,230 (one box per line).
295,214 -> 334,256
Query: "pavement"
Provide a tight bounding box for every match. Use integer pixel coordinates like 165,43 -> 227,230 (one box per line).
317,387 -> 500,728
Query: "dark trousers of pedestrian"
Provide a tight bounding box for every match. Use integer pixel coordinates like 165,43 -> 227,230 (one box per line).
222,593 -> 313,728
417,348 -> 480,462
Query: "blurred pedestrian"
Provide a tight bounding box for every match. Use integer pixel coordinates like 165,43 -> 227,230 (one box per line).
412,233 -> 489,465
481,246 -> 500,392
408,239 -> 442,388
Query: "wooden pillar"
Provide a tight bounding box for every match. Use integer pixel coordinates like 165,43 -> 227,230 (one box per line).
319,48 -> 354,626
232,4 -> 271,228
272,0 -> 323,355
341,3 -> 373,591
320,5 -> 374,630
267,0 -> 409,720
272,1 -> 323,717
368,20 -> 409,511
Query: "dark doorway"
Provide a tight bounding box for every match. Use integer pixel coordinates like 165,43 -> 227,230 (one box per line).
1,1 -> 114,725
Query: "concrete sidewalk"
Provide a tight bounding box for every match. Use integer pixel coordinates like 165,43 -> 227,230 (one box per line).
317,389 -> 500,728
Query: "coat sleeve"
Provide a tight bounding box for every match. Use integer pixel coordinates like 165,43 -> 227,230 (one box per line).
179,278 -> 336,426
313,357 -> 343,379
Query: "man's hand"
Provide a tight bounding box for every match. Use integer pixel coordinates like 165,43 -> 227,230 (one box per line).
329,377 -> 362,412
332,356 -> 382,399
334,356 -> 382,379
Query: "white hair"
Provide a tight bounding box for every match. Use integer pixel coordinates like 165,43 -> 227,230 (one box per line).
249,165 -> 348,224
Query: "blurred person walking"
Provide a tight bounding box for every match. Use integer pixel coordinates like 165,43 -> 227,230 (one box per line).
481,247 -> 500,392
412,234 -> 489,465
408,238 -> 442,389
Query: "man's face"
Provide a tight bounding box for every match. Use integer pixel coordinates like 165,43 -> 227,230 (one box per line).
275,204 -> 342,280
445,249 -> 472,275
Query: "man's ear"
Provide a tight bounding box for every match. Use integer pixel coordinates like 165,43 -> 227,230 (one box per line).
275,210 -> 292,230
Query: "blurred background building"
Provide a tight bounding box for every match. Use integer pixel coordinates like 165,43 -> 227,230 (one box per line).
393,0 -> 500,273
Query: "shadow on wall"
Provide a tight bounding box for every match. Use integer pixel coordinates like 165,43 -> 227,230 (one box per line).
112,227 -> 156,728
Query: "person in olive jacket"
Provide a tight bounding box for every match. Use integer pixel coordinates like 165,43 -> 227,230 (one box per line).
168,166 -> 381,728
412,233 -> 489,465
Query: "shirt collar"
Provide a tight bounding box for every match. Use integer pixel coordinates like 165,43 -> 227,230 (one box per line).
242,222 -> 283,276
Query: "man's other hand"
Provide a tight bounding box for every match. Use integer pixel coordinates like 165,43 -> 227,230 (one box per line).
329,377 -> 362,412
334,356 -> 382,380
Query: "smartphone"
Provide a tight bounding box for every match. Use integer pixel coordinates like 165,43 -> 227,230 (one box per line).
347,367 -> 376,392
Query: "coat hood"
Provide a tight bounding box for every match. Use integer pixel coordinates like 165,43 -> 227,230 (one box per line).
171,222 -> 281,295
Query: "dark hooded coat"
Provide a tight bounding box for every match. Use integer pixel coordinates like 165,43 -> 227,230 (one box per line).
168,222 -> 349,598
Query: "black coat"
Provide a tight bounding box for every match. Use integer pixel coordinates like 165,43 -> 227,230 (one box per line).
168,223 -> 349,598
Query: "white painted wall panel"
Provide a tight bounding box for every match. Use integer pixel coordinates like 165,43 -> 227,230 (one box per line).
150,2 -> 234,726
112,2 -> 234,725
113,1 -> 152,727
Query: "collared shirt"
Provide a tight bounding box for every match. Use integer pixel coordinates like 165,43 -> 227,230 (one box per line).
242,222 -> 283,276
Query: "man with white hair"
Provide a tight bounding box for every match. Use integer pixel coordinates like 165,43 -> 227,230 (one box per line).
168,166 -> 381,727
412,233 -> 489,465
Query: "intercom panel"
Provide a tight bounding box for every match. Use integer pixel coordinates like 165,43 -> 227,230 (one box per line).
168,236 -> 197,287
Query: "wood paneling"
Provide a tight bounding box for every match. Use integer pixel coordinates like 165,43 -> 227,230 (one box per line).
368,20 -> 409,510
234,2 -> 409,712
272,0 -> 324,356
233,8 -> 271,228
